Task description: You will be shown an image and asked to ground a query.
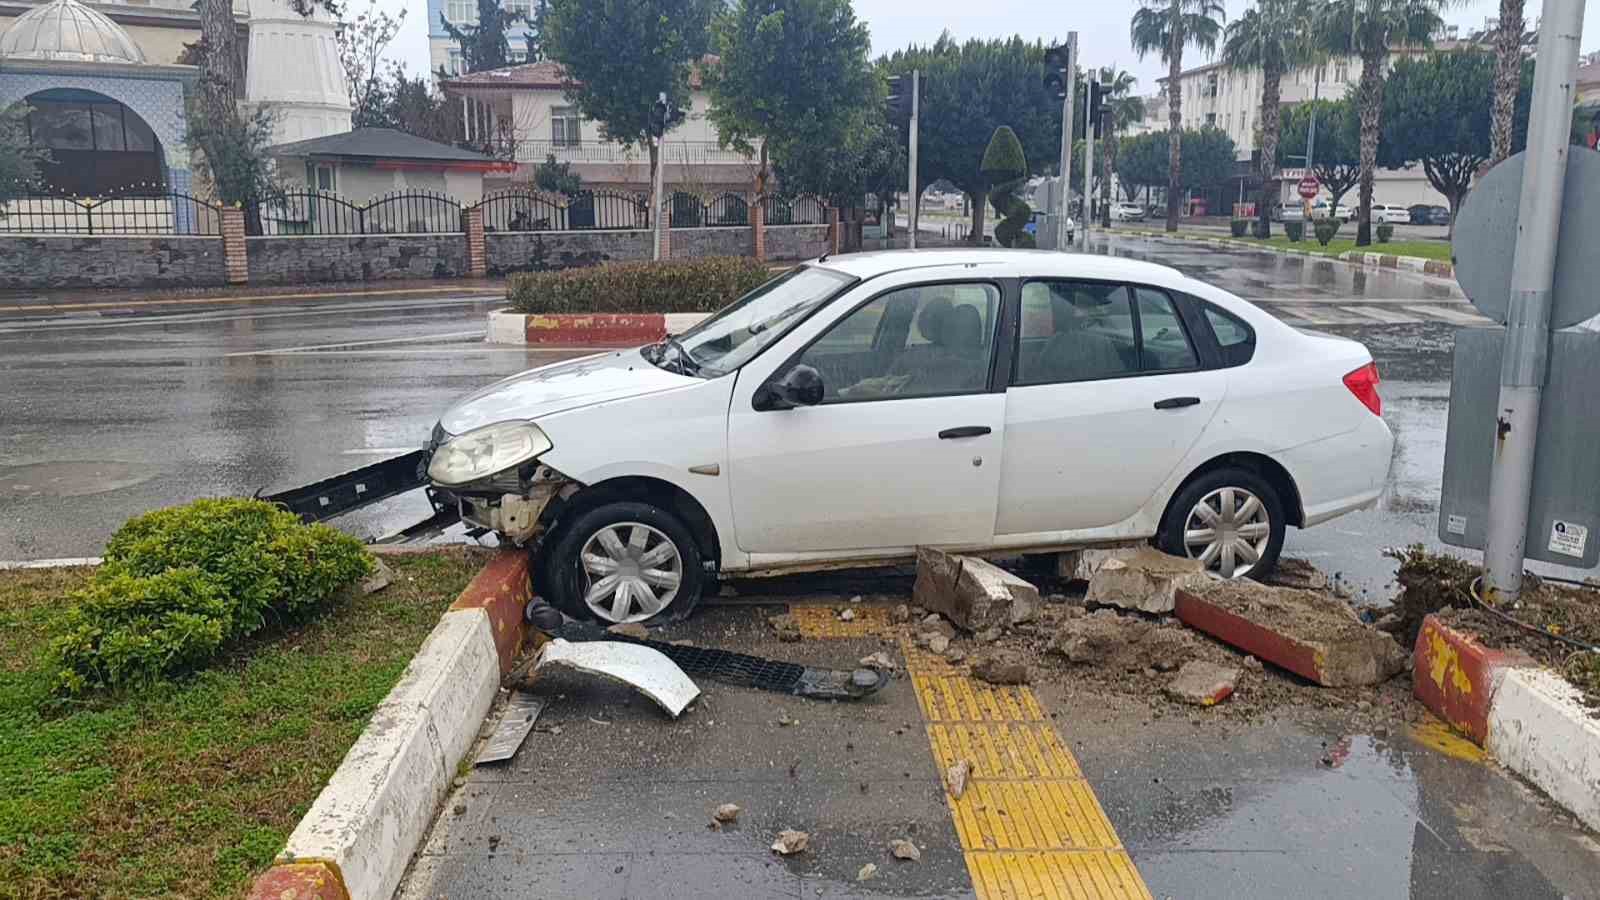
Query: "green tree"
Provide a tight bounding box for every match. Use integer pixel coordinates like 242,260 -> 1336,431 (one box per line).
355,62 -> 466,144
982,126 -> 1033,247
1130,0 -> 1226,231
543,0 -> 717,198
1114,131 -> 1169,202
534,154 -> 583,194
0,105 -> 49,201
185,105 -> 282,206
881,34 -> 1062,243
1278,98 -> 1361,210
772,108 -> 900,207
1109,129 -> 1235,205
706,0 -> 877,195
440,0 -> 525,74
1096,67 -> 1142,226
1487,0 -> 1529,164
1379,50 -> 1531,234
338,0 -> 407,121
1222,0 -> 1311,237
1314,0 -> 1444,245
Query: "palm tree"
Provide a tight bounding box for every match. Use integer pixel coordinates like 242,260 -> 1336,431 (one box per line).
1488,0 -> 1528,164
1131,0 -> 1227,232
1222,0 -> 1311,238
1096,67 -> 1143,227
1316,0 -> 1444,246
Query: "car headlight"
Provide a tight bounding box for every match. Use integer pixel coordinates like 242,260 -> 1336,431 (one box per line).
427,421 -> 552,486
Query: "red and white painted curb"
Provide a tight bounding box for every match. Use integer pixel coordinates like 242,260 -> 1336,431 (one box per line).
487,309 -> 710,347
1413,614 -> 1600,833
245,550 -> 534,900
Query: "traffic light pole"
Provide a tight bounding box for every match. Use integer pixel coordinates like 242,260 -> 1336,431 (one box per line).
1083,70 -> 1095,247
651,92 -> 667,261
1482,0 -> 1587,600
1056,33 -> 1076,251
908,69 -> 919,250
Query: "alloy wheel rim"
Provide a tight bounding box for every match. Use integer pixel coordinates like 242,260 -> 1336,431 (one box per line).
1182,487 -> 1271,579
578,522 -> 683,623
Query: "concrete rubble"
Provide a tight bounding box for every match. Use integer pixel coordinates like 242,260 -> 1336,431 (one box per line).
945,759 -> 972,799
888,838 -> 922,861
770,829 -> 809,855
970,651 -> 1031,685
1085,547 -> 1211,614
1055,543 -> 1143,582
913,547 -> 1040,631
1164,661 -> 1240,706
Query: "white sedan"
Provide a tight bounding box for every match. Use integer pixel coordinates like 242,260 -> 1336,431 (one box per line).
1111,203 -> 1146,222
427,250 -> 1394,623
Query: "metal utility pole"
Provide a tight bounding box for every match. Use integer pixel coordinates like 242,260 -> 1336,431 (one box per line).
909,69 -> 920,250
1482,0 -> 1587,599
1057,33 -> 1077,251
1083,70 -> 1096,247
652,92 -> 667,261
1304,71 -> 1319,218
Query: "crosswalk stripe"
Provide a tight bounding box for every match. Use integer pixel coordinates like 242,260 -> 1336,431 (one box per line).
1339,305 -> 1422,324
1405,305 -> 1492,324
1270,306 -> 1368,326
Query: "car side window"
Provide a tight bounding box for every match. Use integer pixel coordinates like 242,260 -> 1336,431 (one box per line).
1132,287 -> 1199,371
796,282 -> 999,403
1014,281 -> 1140,385
1202,304 -> 1255,367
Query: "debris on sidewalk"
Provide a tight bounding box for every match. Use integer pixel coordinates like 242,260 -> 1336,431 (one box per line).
892,604 -> 912,623
1175,581 -> 1406,687
858,863 -> 878,881
532,639 -> 701,717
945,759 -> 972,799
475,692 -> 547,765
860,651 -> 898,671
1047,609 -> 1154,666
709,803 -> 741,830
888,838 -> 922,861
1055,543 -> 1142,582
839,608 -> 857,621
771,829 -> 809,855
1267,557 -> 1333,592
1085,547 -> 1210,614
925,633 -> 950,654
768,612 -> 802,642
913,548 -> 1040,631
1163,661 -> 1240,707
606,621 -> 650,640
971,651 -> 1031,685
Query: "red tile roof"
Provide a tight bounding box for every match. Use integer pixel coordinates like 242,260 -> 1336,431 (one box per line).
442,56 -> 716,93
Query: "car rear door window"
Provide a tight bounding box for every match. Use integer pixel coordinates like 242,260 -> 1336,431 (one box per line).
797,282 -> 1000,403
1132,287 -> 1198,371
1202,304 -> 1255,367
1014,281 -> 1140,385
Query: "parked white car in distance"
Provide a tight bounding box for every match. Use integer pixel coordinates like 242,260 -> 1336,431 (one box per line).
427,250 -> 1395,623
1112,203 -> 1146,222
1276,203 -> 1306,223
1370,204 -> 1410,225
1312,200 -> 1353,222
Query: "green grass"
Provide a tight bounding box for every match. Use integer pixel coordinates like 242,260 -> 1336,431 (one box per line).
1239,234 -> 1454,261
0,548 -> 491,899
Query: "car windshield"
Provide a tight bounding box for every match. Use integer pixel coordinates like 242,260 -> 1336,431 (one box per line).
654,265 -> 856,377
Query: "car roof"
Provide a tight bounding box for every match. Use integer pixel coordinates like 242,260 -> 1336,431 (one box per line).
810,248 -> 1187,284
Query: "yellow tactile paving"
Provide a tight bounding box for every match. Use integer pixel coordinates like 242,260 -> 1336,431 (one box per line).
782,603 -> 1150,899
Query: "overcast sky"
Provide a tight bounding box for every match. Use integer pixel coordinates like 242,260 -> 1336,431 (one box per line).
374,0 -> 1598,93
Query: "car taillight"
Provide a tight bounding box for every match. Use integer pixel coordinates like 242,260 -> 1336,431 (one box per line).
1343,362 -> 1382,416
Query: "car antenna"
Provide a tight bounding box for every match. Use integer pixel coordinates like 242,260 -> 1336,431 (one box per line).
818,251 -> 829,262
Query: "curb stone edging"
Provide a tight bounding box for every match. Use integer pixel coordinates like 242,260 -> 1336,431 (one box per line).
487,309 -> 710,346
1412,614 -> 1600,832
245,549 -> 533,900
1118,227 -> 1454,278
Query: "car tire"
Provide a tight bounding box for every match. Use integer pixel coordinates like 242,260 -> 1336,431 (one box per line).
543,500 -> 705,624
1157,467 -> 1285,581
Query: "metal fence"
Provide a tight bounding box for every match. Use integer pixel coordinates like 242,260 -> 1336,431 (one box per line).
474,189 -> 650,232
758,193 -> 827,226
0,189 -> 223,236
246,189 -> 463,236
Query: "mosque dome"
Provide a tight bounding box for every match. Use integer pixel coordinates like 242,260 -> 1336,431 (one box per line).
0,0 -> 147,65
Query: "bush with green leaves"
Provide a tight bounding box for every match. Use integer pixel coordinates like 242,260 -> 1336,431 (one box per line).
508,256 -> 775,314
1313,217 -> 1340,246
1229,218 -> 1249,238
1376,223 -> 1394,243
981,126 -> 1033,249
1284,220 -> 1305,242
51,498 -> 373,694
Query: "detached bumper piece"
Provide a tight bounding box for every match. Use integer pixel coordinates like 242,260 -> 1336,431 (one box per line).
260,450 -> 431,523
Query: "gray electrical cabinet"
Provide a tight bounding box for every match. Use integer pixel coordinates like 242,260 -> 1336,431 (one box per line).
1438,326 -> 1600,568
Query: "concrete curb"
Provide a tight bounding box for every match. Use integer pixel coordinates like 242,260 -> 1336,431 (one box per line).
245,549 -> 533,900
1412,614 -> 1600,832
1118,227 -> 1454,278
486,309 -> 709,346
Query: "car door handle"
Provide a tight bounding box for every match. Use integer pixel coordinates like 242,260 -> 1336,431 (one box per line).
938,426 -> 992,439
1153,396 -> 1201,410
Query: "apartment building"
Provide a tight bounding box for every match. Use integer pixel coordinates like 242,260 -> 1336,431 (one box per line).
427,0 -> 537,76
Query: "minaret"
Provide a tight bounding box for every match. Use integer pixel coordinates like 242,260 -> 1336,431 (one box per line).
243,0 -> 352,144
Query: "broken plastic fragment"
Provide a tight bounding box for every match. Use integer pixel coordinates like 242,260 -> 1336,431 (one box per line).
533,638 -> 700,717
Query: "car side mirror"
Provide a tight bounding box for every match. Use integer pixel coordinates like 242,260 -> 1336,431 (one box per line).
753,364 -> 824,411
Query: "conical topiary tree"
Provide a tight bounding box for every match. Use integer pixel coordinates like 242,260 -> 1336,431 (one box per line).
980,126 -> 1034,247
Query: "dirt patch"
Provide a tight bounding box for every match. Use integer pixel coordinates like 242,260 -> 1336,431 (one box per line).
1186,579 -> 1370,645
1385,545 -> 1478,646
1437,584 -> 1600,709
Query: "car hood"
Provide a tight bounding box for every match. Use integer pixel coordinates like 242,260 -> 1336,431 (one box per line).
438,348 -> 698,435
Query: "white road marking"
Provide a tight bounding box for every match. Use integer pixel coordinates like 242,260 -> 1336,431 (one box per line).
225,330 -> 486,357
341,448 -> 419,456
1261,296 -> 1467,305
0,297 -> 496,335
1339,305 -> 1423,324
1405,305 -> 1492,325
1270,306 -> 1368,326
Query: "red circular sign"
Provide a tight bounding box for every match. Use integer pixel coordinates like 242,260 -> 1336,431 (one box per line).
1297,175 -> 1320,199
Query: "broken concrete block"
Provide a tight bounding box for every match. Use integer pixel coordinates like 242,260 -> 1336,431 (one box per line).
1175,580 -> 1407,687
945,760 -> 972,799
888,838 -> 921,861
1085,547 -> 1211,614
970,652 -> 1030,685
926,634 -> 950,655
1047,610 -> 1153,666
1164,661 -> 1239,706
913,547 -> 1040,631
770,829 -> 808,855
1055,543 -> 1144,582
1267,557 -> 1331,592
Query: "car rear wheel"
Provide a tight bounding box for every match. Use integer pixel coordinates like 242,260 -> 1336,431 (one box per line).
544,500 -> 705,624
1158,467 -> 1285,580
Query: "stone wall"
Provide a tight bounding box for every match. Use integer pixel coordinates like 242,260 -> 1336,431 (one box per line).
767,224 -> 832,261
245,234 -> 469,285
0,235 -> 225,289
486,230 -> 654,275
670,226 -> 753,259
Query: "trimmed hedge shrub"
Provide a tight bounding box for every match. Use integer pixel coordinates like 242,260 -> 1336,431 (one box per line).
1313,217 -> 1341,246
1229,218 -> 1249,237
1285,221 -> 1305,242
507,256 -> 775,314
51,498 -> 373,694
1376,223 -> 1394,243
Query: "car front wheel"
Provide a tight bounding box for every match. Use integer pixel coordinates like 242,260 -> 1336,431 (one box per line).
544,500 -> 705,624
1158,467 -> 1285,580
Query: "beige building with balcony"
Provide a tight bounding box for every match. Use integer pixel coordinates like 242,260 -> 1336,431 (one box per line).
439,60 -> 761,194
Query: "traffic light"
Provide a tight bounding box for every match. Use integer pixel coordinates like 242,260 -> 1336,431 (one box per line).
1088,81 -> 1105,127
885,73 -> 925,122
648,94 -> 684,138
1043,44 -> 1070,98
